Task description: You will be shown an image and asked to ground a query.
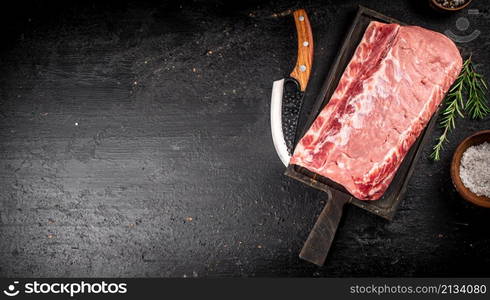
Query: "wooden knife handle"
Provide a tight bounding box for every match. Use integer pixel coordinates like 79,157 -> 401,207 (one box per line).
299,190 -> 351,266
289,9 -> 314,91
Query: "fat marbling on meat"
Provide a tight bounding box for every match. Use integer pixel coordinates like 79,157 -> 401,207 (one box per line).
290,21 -> 462,200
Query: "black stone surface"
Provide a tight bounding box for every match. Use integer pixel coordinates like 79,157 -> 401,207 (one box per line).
0,0 -> 489,277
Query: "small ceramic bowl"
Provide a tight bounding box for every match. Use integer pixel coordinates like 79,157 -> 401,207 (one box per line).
450,130 -> 490,208
430,0 -> 473,12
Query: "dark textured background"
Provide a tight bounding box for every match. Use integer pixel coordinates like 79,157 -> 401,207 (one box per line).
0,0 -> 489,277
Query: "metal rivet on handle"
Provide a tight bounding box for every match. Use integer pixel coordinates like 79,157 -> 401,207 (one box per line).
303,41 -> 309,47
298,15 -> 304,21
300,65 -> 307,72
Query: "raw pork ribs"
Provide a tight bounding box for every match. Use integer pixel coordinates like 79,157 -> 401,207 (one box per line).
290,21 -> 462,200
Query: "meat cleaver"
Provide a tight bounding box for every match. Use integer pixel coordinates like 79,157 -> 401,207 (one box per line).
270,9 -> 314,166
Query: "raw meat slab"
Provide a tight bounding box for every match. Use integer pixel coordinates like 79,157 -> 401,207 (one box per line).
290,21 -> 462,200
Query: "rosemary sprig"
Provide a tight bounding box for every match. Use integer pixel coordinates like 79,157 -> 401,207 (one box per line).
430,69 -> 466,161
464,60 -> 490,119
430,57 -> 489,161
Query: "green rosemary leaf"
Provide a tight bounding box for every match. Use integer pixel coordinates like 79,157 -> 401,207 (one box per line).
431,56 -> 489,161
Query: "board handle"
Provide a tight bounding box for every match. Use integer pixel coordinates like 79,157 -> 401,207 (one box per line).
289,9 -> 314,92
299,189 -> 351,266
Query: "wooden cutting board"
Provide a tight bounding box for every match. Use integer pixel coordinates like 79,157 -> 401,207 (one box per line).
285,6 -> 449,265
